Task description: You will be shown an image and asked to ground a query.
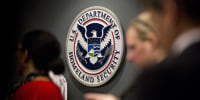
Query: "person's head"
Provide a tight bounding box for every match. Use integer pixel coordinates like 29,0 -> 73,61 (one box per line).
16,30 -> 64,78
141,0 -> 200,52
126,12 -> 166,71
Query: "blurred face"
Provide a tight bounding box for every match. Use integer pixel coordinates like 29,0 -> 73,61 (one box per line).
16,43 -> 26,75
126,27 -> 154,70
147,1 -> 178,52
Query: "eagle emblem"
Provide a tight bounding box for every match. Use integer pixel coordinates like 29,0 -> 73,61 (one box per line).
76,23 -> 113,70
66,6 -> 124,87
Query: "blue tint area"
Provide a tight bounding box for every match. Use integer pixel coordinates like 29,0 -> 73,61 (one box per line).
88,45 -> 94,52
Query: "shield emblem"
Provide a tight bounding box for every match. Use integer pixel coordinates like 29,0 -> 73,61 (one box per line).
88,37 -> 101,57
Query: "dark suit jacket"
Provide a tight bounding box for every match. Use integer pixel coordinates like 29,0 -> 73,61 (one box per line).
122,41 -> 200,100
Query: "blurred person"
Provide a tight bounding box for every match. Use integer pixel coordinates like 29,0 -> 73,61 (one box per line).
130,0 -> 200,100
49,71 -> 68,100
84,12 -> 166,100
11,30 -> 65,100
126,12 -> 166,71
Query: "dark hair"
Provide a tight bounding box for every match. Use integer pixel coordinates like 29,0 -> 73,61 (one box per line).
21,30 -> 65,75
141,0 -> 200,21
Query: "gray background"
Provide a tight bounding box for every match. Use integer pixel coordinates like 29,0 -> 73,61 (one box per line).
17,0 -> 141,100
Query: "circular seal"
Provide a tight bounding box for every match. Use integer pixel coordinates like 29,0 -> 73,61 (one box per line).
66,6 -> 124,87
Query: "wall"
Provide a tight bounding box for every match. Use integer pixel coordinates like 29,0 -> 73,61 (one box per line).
17,0 -> 141,100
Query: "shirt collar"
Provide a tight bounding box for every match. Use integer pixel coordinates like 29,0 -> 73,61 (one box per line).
172,28 -> 200,55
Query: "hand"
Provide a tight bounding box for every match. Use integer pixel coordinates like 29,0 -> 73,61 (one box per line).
84,93 -> 119,100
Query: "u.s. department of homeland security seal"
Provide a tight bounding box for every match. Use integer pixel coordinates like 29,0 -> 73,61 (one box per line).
66,6 -> 124,87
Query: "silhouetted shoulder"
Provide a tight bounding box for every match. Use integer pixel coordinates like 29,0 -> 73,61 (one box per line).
132,42 -> 200,100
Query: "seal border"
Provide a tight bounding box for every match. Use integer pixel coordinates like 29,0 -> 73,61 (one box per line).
65,6 -> 125,87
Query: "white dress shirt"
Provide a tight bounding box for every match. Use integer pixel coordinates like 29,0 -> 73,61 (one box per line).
172,28 -> 200,55
49,71 -> 68,100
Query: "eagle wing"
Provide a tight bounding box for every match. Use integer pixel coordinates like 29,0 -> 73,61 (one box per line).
77,24 -> 87,42
76,40 -> 87,62
101,24 -> 112,42
101,39 -> 112,56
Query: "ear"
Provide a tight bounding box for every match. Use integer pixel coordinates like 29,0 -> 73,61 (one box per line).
24,49 -> 30,63
145,33 -> 158,50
